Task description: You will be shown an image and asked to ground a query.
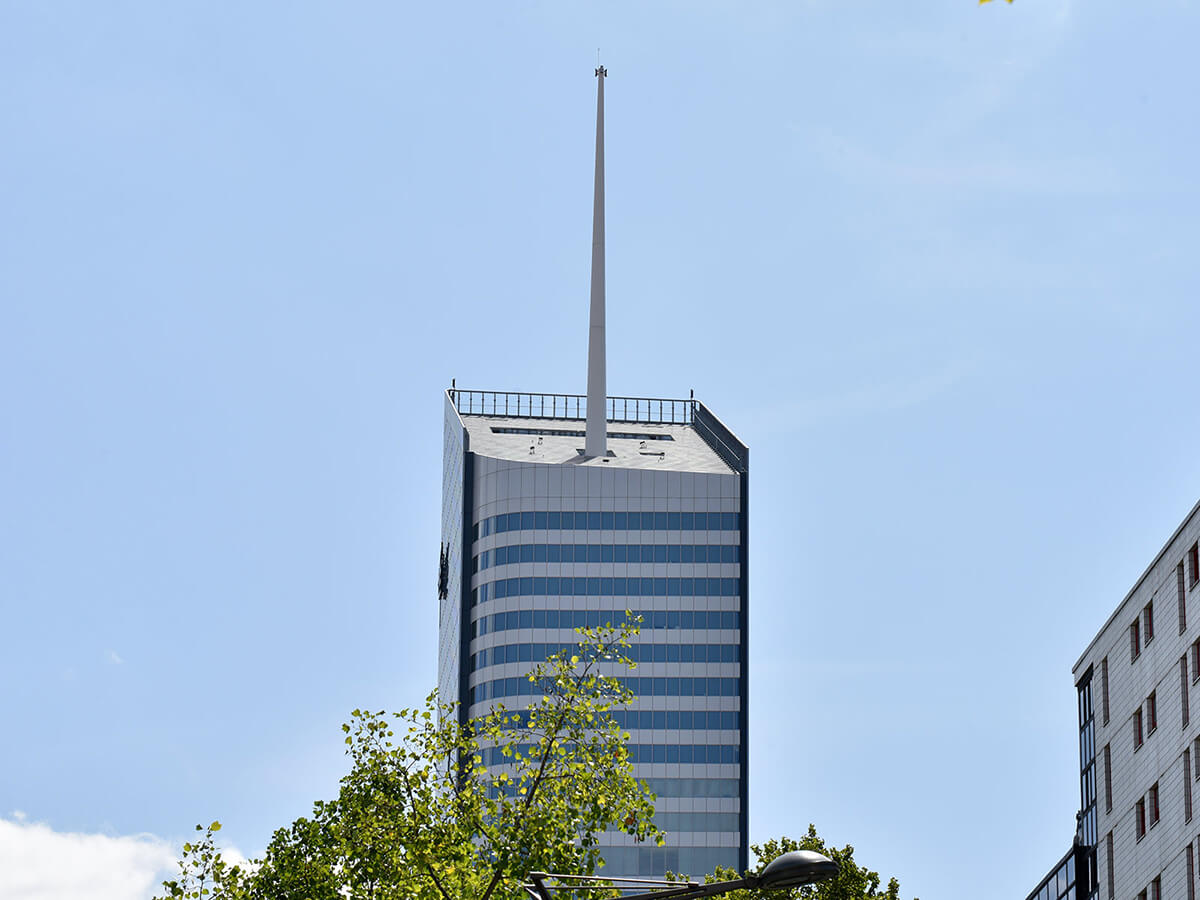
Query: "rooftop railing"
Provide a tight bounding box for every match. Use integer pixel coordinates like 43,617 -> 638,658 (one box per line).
448,387 -> 749,473
451,389 -> 694,426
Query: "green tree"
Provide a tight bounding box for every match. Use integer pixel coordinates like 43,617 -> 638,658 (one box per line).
694,829 -> 911,900
157,619 -> 662,900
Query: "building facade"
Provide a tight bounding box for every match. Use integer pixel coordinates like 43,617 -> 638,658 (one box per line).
1028,499 -> 1200,900
439,388 -> 750,878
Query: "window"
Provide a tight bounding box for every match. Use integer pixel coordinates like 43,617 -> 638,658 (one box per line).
1182,561 -> 1190,633
1106,832 -> 1114,900
1186,749 -> 1194,823
1132,618 -> 1142,661
1195,737 -> 1200,778
1102,656 -> 1110,724
1136,797 -> 1147,839
1149,782 -> 1160,827
1151,875 -> 1161,900
1135,707 -> 1144,749
1145,601 -> 1155,644
1187,656 -> 1193,728
1188,844 -> 1196,900
1104,743 -> 1113,813
1194,640 -> 1200,682
1148,691 -> 1158,733
1191,542 -> 1200,587
1138,890 -> 1147,900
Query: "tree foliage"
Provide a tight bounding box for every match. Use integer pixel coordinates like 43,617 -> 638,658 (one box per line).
156,620 -> 662,900
694,829 -> 912,900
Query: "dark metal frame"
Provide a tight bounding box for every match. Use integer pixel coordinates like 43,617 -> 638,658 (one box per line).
458,434 -> 475,731
524,872 -> 756,900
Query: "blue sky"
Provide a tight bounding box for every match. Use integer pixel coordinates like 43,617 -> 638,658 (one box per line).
3,2 -> 1199,898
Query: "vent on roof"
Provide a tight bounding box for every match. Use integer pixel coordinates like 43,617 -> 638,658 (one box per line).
491,426 -> 673,442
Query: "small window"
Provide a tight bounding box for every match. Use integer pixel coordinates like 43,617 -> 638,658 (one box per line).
1186,656 -> 1192,728
1181,562 -> 1189,633
1132,619 -> 1142,662
1104,743 -> 1113,813
1193,640 -> 1200,682
1149,782 -> 1160,826
1151,876 -> 1161,900
1134,707 -> 1144,749
1138,890 -> 1147,900
1136,796 -> 1147,838
1148,691 -> 1158,733
1191,542 -> 1200,587
1188,844 -> 1195,900
1144,601 -> 1155,644
1102,657 -> 1110,725
1195,737 -> 1200,778
1106,832 -> 1115,900
1186,749 -> 1194,823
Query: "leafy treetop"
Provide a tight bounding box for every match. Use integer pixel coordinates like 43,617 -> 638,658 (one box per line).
157,618 -> 662,900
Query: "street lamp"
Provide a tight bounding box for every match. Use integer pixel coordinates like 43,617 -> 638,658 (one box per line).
525,850 -> 839,900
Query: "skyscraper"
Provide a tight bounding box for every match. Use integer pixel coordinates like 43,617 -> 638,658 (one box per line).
437,69 -> 749,878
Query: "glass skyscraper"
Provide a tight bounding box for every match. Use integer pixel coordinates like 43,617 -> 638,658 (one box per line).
439,388 -> 749,877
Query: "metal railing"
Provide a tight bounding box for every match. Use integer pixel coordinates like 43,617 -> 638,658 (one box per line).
451,389 -> 694,426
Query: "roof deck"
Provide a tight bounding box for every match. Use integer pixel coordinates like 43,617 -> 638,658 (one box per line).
449,389 -> 747,476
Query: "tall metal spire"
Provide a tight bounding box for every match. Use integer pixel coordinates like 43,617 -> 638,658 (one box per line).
584,65 -> 608,458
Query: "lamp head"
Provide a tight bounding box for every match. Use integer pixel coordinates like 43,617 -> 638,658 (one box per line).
755,850 -> 840,889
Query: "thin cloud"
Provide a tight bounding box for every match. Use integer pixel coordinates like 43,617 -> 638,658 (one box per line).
806,124 -> 1121,196
106,650 -> 123,665
758,358 -> 977,433
0,816 -> 248,900
0,817 -> 176,900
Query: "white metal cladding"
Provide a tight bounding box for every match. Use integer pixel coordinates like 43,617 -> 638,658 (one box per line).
462,450 -> 745,875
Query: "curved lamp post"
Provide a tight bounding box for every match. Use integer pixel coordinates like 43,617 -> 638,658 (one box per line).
525,849 -> 838,900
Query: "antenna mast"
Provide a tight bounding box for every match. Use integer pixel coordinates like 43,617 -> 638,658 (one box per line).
584,65 -> 608,458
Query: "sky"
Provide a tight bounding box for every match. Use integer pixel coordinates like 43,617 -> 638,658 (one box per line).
2,1 -> 1199,898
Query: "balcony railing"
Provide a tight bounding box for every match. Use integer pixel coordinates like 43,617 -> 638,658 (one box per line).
451,389 -> 694,426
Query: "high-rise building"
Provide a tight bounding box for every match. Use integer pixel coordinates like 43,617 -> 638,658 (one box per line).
1025,498 -> 1200,900
437,69 -> 750,878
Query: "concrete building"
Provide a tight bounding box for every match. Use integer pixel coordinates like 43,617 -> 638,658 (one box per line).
1027,499 -> 1200,900
437,70 -> 750,878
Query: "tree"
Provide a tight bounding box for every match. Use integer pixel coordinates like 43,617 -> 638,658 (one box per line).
693,829 -> 912,900
157,619 -> 662,900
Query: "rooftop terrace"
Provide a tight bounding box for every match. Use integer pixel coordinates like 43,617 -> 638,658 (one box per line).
449,388 -> 748,476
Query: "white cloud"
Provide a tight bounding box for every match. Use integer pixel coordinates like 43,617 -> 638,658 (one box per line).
106,649 -> 124,665
0,816 -> 181,900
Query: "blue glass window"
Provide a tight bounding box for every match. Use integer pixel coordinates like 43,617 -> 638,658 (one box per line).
472,608 -> 741,636
480,510 -> 741,534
